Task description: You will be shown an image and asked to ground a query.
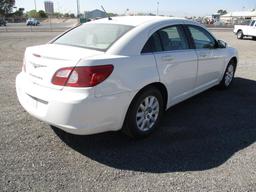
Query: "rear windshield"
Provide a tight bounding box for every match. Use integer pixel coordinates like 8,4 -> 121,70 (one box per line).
53,23 -> 133,51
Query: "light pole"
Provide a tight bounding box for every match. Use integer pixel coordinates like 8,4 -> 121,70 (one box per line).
34,0 -> 37,11
157,2 -> 159,16
76,0 -> 80,24
124,8 -> 129,16
77,0 -> 80,18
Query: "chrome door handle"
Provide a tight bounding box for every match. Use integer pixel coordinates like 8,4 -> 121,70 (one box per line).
199,54 -> 207,58
162,56 -> 175,62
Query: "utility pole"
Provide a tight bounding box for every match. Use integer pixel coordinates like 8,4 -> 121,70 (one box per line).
77,0 -> 80,18
77,0 -> 80,24
157,2 -> 159,16
34,0 -> 37,11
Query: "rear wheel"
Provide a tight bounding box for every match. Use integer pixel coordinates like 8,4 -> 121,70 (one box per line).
218,61 -> 236,89
123,87 -> 164,138
237,31 -> 244,39
253,37 -> 256,41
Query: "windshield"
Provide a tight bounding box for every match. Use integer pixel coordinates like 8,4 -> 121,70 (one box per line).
53,23 -> 133,51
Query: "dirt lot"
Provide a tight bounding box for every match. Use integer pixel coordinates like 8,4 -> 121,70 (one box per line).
0,30 -> 256,192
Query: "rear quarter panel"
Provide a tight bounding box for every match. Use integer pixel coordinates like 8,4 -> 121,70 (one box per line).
76,54 -> 159,97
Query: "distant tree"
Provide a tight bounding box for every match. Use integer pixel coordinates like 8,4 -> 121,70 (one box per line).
136,13 -> 146,16
38,10 -> 47,18
70,13 -> 75,18
27,10 -> 39,18
78,13 -> 83,18
52,12 -> 63,18
19,8 -> 24,12
0,0 -> 15,16
13,7 -> 24,17
64,13 -> 70,17
148,13 -> 156,16
217,9 -> 227,15
108,12 -> 118,17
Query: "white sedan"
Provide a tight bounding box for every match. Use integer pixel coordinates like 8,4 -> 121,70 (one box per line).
16,16 -> 238,138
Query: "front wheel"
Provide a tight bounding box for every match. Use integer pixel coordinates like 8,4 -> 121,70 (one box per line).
123,87 -> 164,138
218,61 -> 236,89
237,31 -> 244,39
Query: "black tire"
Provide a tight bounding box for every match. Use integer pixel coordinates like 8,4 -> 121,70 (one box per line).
237,30 -> 244,39
218,60 -> 236,89
253,37 -> 256,41
122,87 -> 164,138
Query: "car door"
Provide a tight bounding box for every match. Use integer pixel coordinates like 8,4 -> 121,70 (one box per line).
249,20 -> 256,36
186,25 -> 225,90
142,25 -> 198,106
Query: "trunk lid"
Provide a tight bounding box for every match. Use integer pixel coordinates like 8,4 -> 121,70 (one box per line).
24,44 -> 103,90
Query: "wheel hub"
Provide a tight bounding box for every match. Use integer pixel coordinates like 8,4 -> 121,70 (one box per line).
224,64 -> 234,86
136,96 -> 160,132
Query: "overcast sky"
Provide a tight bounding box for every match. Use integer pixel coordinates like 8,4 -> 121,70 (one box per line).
15,0 -> 256,16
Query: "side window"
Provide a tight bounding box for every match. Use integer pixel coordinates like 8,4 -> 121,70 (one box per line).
250,21 -> 255,26
188,26 -> 216,49
158,26 -> 189,51
141,33 -> 162,53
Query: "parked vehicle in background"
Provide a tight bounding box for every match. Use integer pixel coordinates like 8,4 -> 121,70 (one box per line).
26,18 -> 40,26
16,16 -> 238,138
0,19 -> 7,26
234,20 -> 256,40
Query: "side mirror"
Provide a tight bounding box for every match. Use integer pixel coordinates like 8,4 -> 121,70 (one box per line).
217,40 -> 227,48
204,42 -> 216,49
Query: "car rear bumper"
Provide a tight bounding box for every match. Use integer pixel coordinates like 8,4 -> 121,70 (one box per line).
16,72 -> 132,135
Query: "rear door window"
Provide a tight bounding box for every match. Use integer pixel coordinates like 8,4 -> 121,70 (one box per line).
142,25 -> 189,53
158,25 -> 189,51
142,33 -> 162,53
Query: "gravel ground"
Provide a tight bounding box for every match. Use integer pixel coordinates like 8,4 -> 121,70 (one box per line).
0,30 -> 255,192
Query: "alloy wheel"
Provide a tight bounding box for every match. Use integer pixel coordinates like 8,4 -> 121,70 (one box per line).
224,64 -> 234,86
136,96 -> 160,132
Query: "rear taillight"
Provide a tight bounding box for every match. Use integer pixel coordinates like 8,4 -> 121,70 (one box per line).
52,65 -> 114,87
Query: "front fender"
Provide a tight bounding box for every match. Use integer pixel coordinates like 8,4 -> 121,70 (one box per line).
220,47 -> 239,79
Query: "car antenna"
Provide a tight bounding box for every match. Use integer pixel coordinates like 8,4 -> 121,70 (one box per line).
101,5 -> 112,20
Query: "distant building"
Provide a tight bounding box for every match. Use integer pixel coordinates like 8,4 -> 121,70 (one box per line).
220,10 -> 256,24
212,13 -> 221,22
44,1 -> 54,15
84,9 -> 106,19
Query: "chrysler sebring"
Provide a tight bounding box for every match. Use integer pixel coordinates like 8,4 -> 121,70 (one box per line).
16,16 -> 238,138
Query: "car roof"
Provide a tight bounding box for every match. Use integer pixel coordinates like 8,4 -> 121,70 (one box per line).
90,16 -> 187,26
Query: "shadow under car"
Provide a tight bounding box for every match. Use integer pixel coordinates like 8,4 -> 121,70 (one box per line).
53,77 -> 256,173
